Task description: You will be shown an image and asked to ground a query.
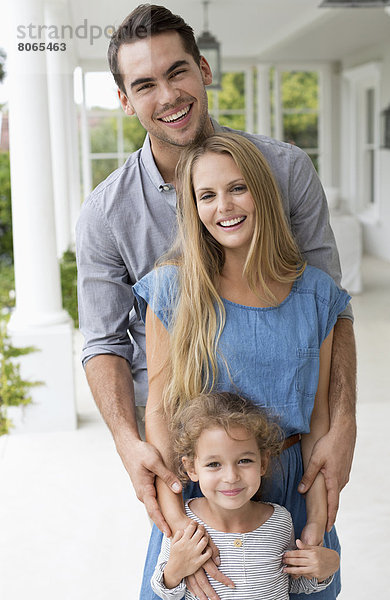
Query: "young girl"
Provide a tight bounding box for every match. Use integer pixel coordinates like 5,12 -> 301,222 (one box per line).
133,133 -> 351,599
150,392 -> 340,599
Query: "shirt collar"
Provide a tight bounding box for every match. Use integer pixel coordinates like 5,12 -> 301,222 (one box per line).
140,116 -> 222,190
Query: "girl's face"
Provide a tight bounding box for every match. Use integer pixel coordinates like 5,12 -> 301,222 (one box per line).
192,153 -> 256,258
184,426 -> 267,513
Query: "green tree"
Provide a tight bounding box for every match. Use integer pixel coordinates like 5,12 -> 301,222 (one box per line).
208,72 -> 246,131
0,152 -> 13,262
281,71 -> 319,159
0,48 -> 6,84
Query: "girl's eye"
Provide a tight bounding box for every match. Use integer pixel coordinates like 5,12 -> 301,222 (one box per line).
206,462 -> 220,468
238,458 -> 253,464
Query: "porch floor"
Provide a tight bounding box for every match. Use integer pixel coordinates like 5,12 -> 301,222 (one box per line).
0,255 -> 389,599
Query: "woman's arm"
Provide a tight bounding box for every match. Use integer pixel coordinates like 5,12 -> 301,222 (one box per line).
144,305 -> 188,529
144,306 -> 234,600
300,330 -> 334,545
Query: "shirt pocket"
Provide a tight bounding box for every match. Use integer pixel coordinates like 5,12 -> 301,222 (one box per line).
295,347 -> 320,398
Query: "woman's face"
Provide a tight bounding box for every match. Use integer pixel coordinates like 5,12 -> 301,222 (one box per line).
192,152 -> 256,257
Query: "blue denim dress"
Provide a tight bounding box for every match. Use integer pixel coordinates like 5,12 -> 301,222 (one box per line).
133,265 -> 351,599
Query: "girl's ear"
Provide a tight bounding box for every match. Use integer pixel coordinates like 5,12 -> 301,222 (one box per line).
182,456 -> 199,482
260,450 -> 270,476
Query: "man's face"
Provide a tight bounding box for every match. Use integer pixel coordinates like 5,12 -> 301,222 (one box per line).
117,31 -> 213,150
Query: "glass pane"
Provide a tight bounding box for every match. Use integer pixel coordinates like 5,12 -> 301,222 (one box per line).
207,72 -> 245,112
283,114 -> 318,148
123,118 -> 146,153
307,153 -> 319,173
281,71 -> 318,110
89,115 -> 117,154
92,159 -> 118,189
218,114 -> 246,131
369,149 -> 375,204
366,88 -> 374,145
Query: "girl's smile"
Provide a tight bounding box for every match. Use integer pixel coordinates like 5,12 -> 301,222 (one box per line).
184,426 -> 268,524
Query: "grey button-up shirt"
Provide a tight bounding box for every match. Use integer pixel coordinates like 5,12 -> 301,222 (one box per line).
76,120 -> 351,405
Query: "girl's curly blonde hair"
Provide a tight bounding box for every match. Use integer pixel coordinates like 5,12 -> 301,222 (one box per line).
170,391 -> 284,485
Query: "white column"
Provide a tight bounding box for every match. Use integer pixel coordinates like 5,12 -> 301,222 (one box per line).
67,71 -> 82,247
45,0 -> 72,257
256,64 -> 272,137
80,69 -> 92,198
273,67 -> 283,142
245,67 -> 254,134
7,0 -> 76,432
319,64 -> 333,187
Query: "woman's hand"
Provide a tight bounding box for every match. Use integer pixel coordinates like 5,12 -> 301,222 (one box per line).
283,539 -> 340,582
163,521 -> 213,588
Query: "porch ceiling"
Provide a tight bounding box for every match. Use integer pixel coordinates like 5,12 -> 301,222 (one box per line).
67,0 -> 390,69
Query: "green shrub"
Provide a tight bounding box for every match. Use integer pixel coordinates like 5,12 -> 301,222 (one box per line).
0,261 -> 15,309
0,313 -> 42,435
60,249 -> 78,327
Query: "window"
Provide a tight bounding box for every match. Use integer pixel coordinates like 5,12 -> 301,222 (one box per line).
343,62 -> 381,221
271,68 -> 321,173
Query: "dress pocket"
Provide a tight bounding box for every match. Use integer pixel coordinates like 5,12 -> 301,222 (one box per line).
295,347 -> 320,398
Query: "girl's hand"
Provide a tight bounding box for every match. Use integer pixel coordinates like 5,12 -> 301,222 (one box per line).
283,539 -> 340,582
300,521 -> 324,547
163,521 -> 213,589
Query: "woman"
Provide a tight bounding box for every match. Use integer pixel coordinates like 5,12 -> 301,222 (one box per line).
133,133 -> 350,599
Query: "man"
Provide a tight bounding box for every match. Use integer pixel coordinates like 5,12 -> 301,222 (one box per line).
76,5 -> 356,600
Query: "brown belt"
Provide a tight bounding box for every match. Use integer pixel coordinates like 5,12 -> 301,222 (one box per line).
283,433 -> 301,451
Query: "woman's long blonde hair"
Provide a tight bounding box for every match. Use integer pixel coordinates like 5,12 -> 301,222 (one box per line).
161,133 -> 305,420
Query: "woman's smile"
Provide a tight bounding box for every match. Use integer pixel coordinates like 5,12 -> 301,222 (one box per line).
193,152 -> 256,256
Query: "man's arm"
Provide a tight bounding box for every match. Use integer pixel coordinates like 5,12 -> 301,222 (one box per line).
285,147 -> 356,526
299,318 -> 357,530
76,201 -> 181,535
85,354 -> 181,536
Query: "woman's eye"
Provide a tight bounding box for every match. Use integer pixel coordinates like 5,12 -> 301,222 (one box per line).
199,192 -> 215,202
231,185 -> 247,193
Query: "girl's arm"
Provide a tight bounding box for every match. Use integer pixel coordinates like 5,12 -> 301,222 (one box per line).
300,329 -> 334,545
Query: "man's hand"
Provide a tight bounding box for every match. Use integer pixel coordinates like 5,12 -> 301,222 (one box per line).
118,438 -> 182,537
298,422 -> 356,530
283,539 -> 340,582
186,556 -> 235,600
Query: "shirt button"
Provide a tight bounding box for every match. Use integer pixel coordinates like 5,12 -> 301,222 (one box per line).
161,185 -> 171,192
234,539 -> 243,548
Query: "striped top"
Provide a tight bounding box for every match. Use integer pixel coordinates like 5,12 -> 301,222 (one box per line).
151,501 -> 332,599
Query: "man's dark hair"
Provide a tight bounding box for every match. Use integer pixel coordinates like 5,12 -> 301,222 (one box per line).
108,4 -> 201,95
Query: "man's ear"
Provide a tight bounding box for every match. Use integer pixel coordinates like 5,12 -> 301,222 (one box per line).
118,89 -> 135,116
182,456 -> 199,482
199,56 -> 213,86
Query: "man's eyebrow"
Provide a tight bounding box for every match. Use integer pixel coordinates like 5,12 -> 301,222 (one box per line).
130,60 -> 190,89
130,76 -> 154,90
165,60 -> 190,76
